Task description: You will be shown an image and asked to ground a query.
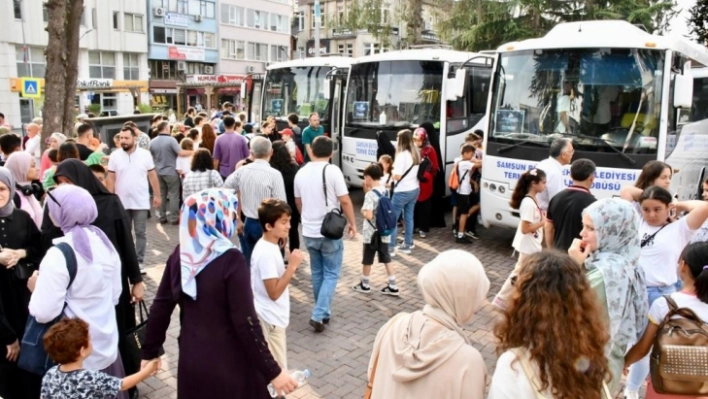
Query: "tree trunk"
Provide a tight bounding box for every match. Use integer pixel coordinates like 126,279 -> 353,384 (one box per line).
405,0 -> 424,45
62,0 -> 84,136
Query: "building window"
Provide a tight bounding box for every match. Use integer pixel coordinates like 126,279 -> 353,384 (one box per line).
363,43 -> 385,56
347,43 -> 353,55
153,27 -> 215,48
123,53 -> 140,80
337,44 -> 344,55
124,13 -> 143,32
173,29 -> 186,45
153,26 -> 167,43
270,45 -> 288,62
247,10 -> 268,29
247,43 -> 268,61
204,32 -> 215,48
270,14 -> 288,33
200,1 -> 215,18
43,3 -> 48,22
80,7 -> 86,26
89,51 -> 116,79
177,0 -> 188,14
13,0 -> 21,20
297,12 -> 304,31
113,12 -> 119,29
337,4 -> 344,24
380,3 -> 389,24
149,60 -> 178,80
220,4 -> 244,26
186,62 -> 213,74
311,7 -> 323,29
297,47 -> 305,59
221,39 -> 245,60
15,46 -> 46,78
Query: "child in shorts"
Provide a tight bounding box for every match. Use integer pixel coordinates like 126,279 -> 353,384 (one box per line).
41,317 -> 158,399
454,143 -> 476,244
353,163 -> 399,296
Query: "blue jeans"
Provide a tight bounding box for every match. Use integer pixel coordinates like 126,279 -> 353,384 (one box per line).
304,236 -> 343,322
239,218 -> 263,266
388,188 -> 419,251
626,284 -> 677,391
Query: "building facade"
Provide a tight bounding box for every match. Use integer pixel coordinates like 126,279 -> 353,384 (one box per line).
0,0 -> 150,127
294,0 -> 442,59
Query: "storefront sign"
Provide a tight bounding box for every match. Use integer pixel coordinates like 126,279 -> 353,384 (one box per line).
185,75 -> 244,84
77,79 -> 113,89
421,30 -> 439,42
168,46 -> 205,61
332,28 -> 355,38
306,39 -> 330,57
150,88 -> 178,94
164,13 -> 189,27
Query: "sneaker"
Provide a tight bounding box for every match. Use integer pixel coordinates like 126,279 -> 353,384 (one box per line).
624,389 -> 639,399
397,244 -> 412,254
389,250 -> 397,258
465,231 -> 480,240
139,264 -> 146,275
419,231 -> 427,238
456,236 -> 473,244
452,228 -> 458,236
309,319 -> 325,333
352,282 -> 372,294
323,318 -> 330,325
381,285 -> 400,296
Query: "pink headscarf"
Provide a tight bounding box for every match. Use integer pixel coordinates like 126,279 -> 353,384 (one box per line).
5,152 -> 43,227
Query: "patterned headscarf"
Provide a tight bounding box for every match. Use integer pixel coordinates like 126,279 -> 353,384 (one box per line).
414,127 -> 429,147
583,198 -> 647,354
180,189 -> 238,300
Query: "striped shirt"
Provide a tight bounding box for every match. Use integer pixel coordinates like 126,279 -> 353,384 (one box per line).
182,170 -> 224,200
224,159 -> 286,219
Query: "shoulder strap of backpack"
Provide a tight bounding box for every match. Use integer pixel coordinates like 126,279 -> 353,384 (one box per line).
55,242 -> 78,289
661,294 -> 707,326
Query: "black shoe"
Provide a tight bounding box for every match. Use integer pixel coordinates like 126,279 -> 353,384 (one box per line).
456,236 -> 473,244
323,318 -> 330,325
465,231 -> 480,240
129,387 -> 139,399
309,319 -> 325,333
159,218 -> 168,224
170,220 -> 179,225
381,285 -> 400,297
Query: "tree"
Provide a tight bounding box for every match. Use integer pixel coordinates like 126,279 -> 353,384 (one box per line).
43,0 -> 84,142
688,0 -> 708,44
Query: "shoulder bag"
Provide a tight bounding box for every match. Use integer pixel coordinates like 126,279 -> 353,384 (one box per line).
364,313 -> 408,399
320,164 -> 348,240
124,301 -> 165,371
18,242 -> 77,375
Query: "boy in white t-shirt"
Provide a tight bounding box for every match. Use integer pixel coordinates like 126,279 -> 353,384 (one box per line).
453,144 -> 477,244
251,198 -> 303,371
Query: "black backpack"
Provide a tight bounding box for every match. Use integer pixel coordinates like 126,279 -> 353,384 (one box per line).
417,156 -> 432,183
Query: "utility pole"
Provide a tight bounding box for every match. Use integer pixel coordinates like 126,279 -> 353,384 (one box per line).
314,0 -> 321,57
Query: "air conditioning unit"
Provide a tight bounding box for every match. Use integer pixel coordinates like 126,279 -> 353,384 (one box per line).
204,65 -> 214,74
153,8 -> 165,17
195,14 -> 203,22
177,61 -> 187,71
247,66 -> 255,73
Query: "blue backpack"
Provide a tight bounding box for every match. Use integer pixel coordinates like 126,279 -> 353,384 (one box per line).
372,189 -> 396,236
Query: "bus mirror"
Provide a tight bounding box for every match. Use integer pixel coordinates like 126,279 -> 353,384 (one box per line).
323,77 -> 331,100
674,73 -> 693,109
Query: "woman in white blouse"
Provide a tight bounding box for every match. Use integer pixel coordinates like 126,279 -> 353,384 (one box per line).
27,185 -> 125,393
388,130 -> 420,256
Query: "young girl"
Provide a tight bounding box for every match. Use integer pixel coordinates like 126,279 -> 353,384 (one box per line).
176,138 -> 194,179
625,241 -> 708,399
41,317 -> 158,399
493,168 -> 547,309
622,186 -> 708,399
378,154 -> 393,191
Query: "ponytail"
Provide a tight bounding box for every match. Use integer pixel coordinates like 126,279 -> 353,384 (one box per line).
680,242 -> 708,303
509,168 -> 547,210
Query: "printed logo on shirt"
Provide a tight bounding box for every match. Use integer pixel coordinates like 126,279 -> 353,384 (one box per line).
641,232 -> 657,247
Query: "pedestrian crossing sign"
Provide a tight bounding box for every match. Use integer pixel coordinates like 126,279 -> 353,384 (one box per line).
21,78 -> 41,98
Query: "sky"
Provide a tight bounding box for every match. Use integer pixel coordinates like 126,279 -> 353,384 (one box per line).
666,0 -> 697,39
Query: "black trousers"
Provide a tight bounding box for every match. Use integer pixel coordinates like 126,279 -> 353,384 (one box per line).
289,213 -> 301,252
414,198 -> 433,233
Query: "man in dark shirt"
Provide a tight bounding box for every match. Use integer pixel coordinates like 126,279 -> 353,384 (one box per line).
545,158 -> 597,251
75,123 -> 95,161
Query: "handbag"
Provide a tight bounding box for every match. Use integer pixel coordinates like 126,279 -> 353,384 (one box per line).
320,164 -> 347,240
364,313 -> 407,399
511,348 -> 612,399
13,261 -> 36,280
17,242 -> 77,375
125,301 -> 165,364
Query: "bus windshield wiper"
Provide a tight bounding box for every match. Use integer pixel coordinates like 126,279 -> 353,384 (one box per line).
563,133 -> 636,166
497,137 -> 551,154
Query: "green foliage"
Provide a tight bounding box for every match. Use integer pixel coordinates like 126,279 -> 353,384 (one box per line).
436,0 -> 680,52
137,103 -> 153,114
87,104 -> 101,115
327,0 -> 420,48
688,0 -> 708,44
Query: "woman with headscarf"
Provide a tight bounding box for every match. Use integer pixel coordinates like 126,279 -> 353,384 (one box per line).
40,159 -> 144,396
568,198 -> 647,393
40,133 -> 66,178
0,167 -> 43,399
420,122 -> 446,229
366,250 -> 489,399
5,152 -> 42,227
140,189 -> 297,399
27,185 -> 126,397
413,127 -> 439,238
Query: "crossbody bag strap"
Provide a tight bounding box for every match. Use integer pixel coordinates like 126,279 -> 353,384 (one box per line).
393,164 -> 415,193
322,164 -> 329,208
641,223 -> 668,248
511,348 -> 548,399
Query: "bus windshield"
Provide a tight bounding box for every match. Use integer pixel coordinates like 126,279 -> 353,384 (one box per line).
346,60 -> 444,128
262,66 -> 333,122
490,48 -> 665,155
690,75 -> 708,122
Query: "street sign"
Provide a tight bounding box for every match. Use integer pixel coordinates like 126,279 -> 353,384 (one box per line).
21,78 -> 41,98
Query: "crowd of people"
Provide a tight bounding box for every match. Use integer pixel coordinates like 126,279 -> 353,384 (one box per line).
0,105 -> 707,399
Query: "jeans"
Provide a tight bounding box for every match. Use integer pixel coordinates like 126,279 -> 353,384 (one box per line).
126,209 -> 148,264
304,236 -> 343,322
626,284 -> 677,392
158,174 -> 181,223
389,188 -> 419,251
240,217 -> 263,265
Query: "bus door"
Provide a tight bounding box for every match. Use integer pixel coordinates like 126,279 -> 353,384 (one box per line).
246,74 -> 264,126
327,68 -> 348,167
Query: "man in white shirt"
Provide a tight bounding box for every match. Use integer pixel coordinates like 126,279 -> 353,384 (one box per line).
23,123 -> 41,165
536,138 -> 574,211
294,136 -> 356,333
593,85 -> 619,133
106,127 -> 161,272
556,82 -> 574,133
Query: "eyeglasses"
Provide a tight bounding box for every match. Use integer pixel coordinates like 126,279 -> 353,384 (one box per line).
46,191 -> 61,208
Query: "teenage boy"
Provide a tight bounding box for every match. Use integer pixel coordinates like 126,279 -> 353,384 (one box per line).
353,163 -> 399,296
454,143 -> 476,244
251,198 -> 303,371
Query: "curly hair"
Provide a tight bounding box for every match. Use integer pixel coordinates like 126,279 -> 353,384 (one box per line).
43,317 -> 90,364
199,124 -> 216,154
191,148 -> 214,172
269,141 -> 298,175
494,251 -> 610,399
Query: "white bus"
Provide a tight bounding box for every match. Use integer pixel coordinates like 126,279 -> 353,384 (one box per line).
481,20 -> 708,228
259,57 -> 352,162
341,49 -> 492,187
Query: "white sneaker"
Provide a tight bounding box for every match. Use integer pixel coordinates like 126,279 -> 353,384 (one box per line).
623,389 -> 639,399
139,264 -> 146,275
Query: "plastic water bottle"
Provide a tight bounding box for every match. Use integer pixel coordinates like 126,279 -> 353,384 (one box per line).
268,369 -> 310,398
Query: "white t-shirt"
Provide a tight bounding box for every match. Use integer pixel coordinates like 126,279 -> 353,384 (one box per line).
488,350 -> 553,399
648,292 -> 708,326
24,135 -> 41,162
250,239 -> 289,328
107,148 -> 155,210
639,216 -> 696,287
294,161 -> 349,238
456,159 -> 474,196
556,95 -> 571,133
536,156 -> 565,211
380,173 -> 391,190
593,86 -> 619,125
392,150 -> 419,193
176,155 -> 192,177
512,197 -> 543,255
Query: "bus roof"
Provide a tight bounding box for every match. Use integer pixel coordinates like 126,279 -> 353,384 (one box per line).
266,57 -> 353,70
350,48 -> 479,65
497,20 -> 708,66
